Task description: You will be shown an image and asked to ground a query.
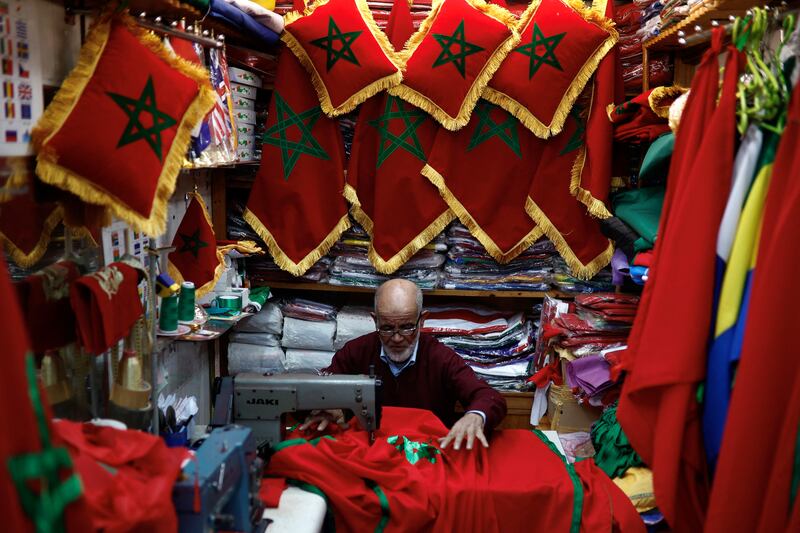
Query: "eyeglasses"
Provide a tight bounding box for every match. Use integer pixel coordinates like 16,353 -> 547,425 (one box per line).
376,319 -> 419,338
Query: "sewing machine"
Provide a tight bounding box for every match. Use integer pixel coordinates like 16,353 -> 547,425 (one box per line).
212,373 -> 381,448
173,425 -> 269,533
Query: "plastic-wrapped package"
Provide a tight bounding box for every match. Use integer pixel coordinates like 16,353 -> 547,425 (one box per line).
558,432 -> 596,464
281,317 -> 336,351
228,342 -> 285,374
229,331 -> 281,346
284,349 -> 336,372
334,306 -> 375,350
281,298 -> 338,322
234,301 -> 283,334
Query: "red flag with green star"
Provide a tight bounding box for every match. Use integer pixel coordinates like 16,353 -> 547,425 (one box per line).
245,49 -> 349,276
346,0 -> 453,273
168,192 -> 224,298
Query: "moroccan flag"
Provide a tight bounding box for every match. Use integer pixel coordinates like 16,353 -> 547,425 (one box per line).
526,102 -> 613,279
616,33 -> 742,531
0,254 -> 91,533
703,79 -> 800,533
422,100 -> 543,263
346,0 -> 453,273
245,48 -> 349,276
168,192 -> 225,298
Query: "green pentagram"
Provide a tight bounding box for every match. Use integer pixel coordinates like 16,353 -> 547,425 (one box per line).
432,20 -> 485,78
559,106 -> 585,155
107,76 -> 177,161
467,101 -> 521,157
7,354 -> 83,533
515,23 -> 566,80
369,95 -> 429,168
310,17 -> 362,71
387,435 -> 441,465
178,228 -> 209,258
262,92 -> 330,180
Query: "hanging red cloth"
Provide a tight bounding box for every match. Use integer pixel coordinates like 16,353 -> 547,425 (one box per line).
616,30 -> 742,531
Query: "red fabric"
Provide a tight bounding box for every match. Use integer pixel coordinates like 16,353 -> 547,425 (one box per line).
393,0 -> 516,129
616,31 -> 741,531
70,262 -> 143,354
326,332 -> 507,431
487,0 -> 616,136
346,0 -> 450,272
705,75 -> 800,533
15,260 -> 80,353
284,0 -> 401,113
245,48 -> 349,275
267,407 -> 643,532
424,100 -> 542,262
0,253 -> 92,533
260,477 -> 287,508
168,194 -> 220,292
43,19 -> 205,222
609,90 -> 671,144
0,181 -> 60,264
53,420 -> 189,533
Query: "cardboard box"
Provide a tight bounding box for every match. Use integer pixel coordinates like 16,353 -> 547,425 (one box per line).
236,123 -> 255,136
228,66 -> 262,88
231,82 -> 257,99
232,95 -> 255,111
237,147 -> 255,161
233,108 -> 256,125
238,134 -> 255,149
546,384 -> 602,433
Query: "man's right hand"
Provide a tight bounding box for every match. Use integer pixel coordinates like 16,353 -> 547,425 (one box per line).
299,409 -> 346,432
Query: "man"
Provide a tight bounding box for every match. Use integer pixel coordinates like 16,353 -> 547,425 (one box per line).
301,279 -> 507,450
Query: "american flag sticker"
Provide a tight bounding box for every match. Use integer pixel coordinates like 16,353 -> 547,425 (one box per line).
18,82 -> 30,100
5,130 -> 17,143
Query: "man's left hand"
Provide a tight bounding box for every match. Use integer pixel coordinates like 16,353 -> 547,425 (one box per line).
439,412 -> 488,450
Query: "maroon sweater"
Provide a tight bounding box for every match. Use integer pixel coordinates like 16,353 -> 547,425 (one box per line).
325,332 -> 507,431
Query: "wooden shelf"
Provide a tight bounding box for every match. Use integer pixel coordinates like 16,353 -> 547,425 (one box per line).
258,280 -> 569,299
642,0 -> 754,51
62,0 -> 202,19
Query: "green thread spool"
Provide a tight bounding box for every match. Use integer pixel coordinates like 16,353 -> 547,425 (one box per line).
178,281 -> 196,323
159,294 -> 179,332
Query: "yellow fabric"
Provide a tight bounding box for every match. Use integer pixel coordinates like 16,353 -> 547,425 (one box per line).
612,467 -> 657,512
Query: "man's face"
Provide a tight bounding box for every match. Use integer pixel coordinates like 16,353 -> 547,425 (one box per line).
374,303 -> 422,364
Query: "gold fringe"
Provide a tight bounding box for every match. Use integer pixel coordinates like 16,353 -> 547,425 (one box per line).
390,0 -> 520,131
32,12 -> 215,237
525,195 -> 613,279
218,240 -> 265,255
483,0 -> 617,139
342,183 -> 374,236
369,209 -> 455,274
648,85 -> 687,118
0,206 -> 63,269
592,0 -> 609,15
243,208 -> 351,276
283,0 -> 403,116
569,146 -> 612,218
606,102 -> 616,121
422,163 -> 542,262
167,192 -> 227,298
395,0 -> 445,63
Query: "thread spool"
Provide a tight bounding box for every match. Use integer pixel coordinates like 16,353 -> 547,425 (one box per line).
178,281 -> 196,323
159,293 -> 179,332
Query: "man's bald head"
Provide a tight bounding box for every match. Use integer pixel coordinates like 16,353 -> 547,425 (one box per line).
374,279 -> 423,318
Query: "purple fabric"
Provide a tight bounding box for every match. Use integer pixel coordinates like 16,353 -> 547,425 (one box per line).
566,355 -> 614,396
611,248 -> 629,286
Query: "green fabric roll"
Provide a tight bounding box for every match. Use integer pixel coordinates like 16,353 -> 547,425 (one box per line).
248,286 -> 271,308
612,186 -> 665,248
185,0 -> 210,13
590,403 -> 646,478
178,282 -> 196,322
639,133 -> 674,185
159,294 -> 179,332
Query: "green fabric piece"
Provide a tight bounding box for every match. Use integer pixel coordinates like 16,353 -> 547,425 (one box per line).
185,0 -> 210,12
532,429 -> 583,533
366,480 -> 391,533
590,403 -> 646,478
612,185 -> 665,248
248,287 -> 270,308
638,133 -> 674,185
633,237 -> 652,253
387,435 -> 441,465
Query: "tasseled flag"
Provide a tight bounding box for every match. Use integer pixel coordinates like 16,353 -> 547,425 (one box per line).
526,102 -> 613,279
0,253 -> 90,532
168,192 -> 225,298
346,0 -> 453,273
422,100 -> 543,263
244,49 -> 349,276
616,31 -> 742,531
705,76 -> 800,533
702,128 -> 773,467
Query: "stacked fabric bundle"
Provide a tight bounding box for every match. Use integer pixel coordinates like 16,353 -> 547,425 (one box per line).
440,223 -> 555,291
209,0 -> 283,47
658,0 -> 690,30
422,304 -> 539,391
550,258 -> 614,293
280,298 -> 338,371
229,301 -> 285,374
617,0 -> 673,92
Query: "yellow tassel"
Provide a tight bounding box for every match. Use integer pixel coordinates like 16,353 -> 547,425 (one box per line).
0,206 -> 63,269
605,102 -> 616,121
283,0 -> 403,117
648,85 -> 687,118
342,183 -> 374,236
525,196 -> 613,280
390,0 -> 520,131
243,208 -> 351,277
395,0 -> 445,63
32,12 -> 216,237
423,164 -> 543,263
569,147 -> 613,218
368,209 -> 455,274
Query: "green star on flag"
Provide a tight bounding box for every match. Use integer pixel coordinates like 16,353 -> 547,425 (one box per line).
107,76 -> 177,161
515,23 -> 566,80
432,20 -> 485,78
262,92 -> 330,180
559,105 -> 585,156
310,17 -> 363,71
177,228 -> 209,258
467,101 -> 521,157
387,435 -> 441,465
369,95 -> 429,168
